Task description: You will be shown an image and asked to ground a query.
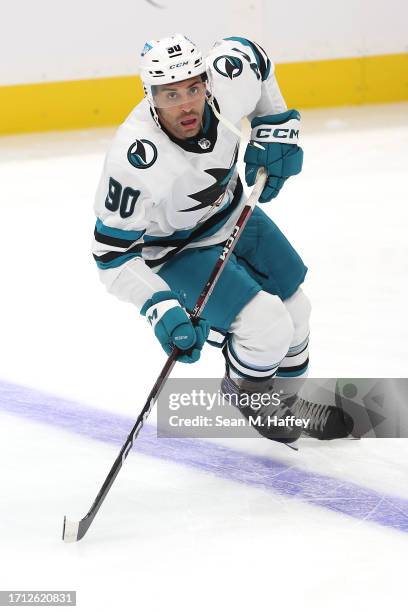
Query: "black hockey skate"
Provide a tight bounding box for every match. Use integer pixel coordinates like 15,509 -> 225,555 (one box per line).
221,368 -> 354,442
221,372 -> 302,444
292,396 -> 354,440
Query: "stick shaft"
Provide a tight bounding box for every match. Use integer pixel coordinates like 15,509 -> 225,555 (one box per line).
191,171 -> 266,319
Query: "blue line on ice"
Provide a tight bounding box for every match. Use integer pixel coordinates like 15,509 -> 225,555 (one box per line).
1,378 -> 408,533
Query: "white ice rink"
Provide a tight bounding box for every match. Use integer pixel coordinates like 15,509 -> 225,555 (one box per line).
0,103 -> 408,611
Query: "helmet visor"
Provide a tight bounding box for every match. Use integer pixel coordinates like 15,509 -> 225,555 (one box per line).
152,79 -> 207,109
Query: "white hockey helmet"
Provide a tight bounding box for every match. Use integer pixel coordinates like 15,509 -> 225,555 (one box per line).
139,33 -> 207,111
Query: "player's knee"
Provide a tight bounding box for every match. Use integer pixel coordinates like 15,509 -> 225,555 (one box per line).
265,298 -> 295,357
284,286 -> 311,343
231,290 -> 295,360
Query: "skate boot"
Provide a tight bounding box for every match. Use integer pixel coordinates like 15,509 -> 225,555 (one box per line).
221,370 -> 302,444
291,396 -> 354,440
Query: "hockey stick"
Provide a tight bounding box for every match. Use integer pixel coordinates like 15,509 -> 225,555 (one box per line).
62,168 -> 267,542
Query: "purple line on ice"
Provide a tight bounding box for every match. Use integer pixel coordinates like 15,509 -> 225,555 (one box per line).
1,378 -> 408,533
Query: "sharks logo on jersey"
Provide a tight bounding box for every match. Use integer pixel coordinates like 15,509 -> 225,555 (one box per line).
213,55 -> 243,79
183,147 -> 239,212
127,139 -> 158,169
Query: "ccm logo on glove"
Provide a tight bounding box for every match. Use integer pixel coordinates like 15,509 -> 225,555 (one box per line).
244,109 -> 303,203
254,122 -> 300,143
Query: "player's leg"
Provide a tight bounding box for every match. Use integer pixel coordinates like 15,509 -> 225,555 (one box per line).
279,287 -> 353,439
157,244 -> 260,338
222,289 -> 302,443
225,287 -> 352,440
276,287 -> 312,424
223,203 -> 308,427
224,290 -> 294,380
158,246 -> 301,443
278,287 -> 311,378
231,207 -> 353,439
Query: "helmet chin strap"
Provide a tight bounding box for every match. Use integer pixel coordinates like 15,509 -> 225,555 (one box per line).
152,108 -> 161,129
206,93 -> 241,139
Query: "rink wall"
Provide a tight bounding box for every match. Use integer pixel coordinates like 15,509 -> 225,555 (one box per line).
1,0 -> 407,134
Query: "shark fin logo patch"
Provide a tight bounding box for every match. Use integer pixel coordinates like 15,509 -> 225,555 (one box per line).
127,139 -> 158,169
213,55 -> 243,79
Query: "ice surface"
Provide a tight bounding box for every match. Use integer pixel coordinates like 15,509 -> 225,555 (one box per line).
0,103 -> 407,611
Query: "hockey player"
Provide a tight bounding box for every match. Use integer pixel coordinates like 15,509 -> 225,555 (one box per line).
92,34 -> 352,444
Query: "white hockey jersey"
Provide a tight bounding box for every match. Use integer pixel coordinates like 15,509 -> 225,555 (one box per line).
92,37 -> 287,309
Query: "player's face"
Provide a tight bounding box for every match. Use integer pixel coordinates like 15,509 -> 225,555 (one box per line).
154,77 -> 206,140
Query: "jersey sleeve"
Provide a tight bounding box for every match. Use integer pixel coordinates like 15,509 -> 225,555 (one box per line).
208,36 -> 287,121
92,156 -> 170,309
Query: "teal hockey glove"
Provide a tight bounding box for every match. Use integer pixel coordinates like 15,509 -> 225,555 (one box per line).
244,109 -> 303,203
141,290 -> 210,364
